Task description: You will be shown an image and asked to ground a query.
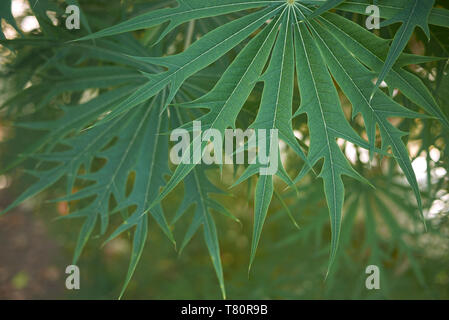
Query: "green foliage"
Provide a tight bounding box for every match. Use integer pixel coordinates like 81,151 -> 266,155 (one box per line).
372,0 -> 435,99
0,0 -> 448,299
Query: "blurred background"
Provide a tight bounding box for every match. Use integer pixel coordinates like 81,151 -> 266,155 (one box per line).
0,0 -> 448,299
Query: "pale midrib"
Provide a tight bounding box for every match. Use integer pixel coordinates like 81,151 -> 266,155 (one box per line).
292,7 -> 338,249
126,6 -> 282,111
96,98 -> 157,216
252,174 -> 269,261
144,92 -> 165,210
208,6 -> 286,131
377,0 -> 418,83
111,1 -> 284,31
321,17 -> 437,118
192,167 -> 219,267
271,8 -> 290,131
300,8 -> 415,184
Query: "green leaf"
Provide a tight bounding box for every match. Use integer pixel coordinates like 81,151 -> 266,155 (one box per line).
118,214 -> 148,300
77,0 -> 275,42
336,0 -> 449,28
1,85 -> 137,175
250,9 -> 307,162
296,5 -> 426,221
2,93 -> 174,270
308,0 -> 345,19
2,0 -> 447,298
169,109 -> 233,300
93,6 -> 283,125
292,11 -> 371,272
371,0 -> 435,100
237,8 -> 308,272
249,174 -> 274,273
149,8 -> 285,208
319,12 -> 449,130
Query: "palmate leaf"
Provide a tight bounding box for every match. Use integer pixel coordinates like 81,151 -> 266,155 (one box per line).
292,10 -> 373,271
235,9 -> 312,271
44,98 -> 171,251
295,4 -> 428,218
70,1 -> 440,282
0,69 -> 145,214
173,165 -> 229,299
148,6 -> 289,207
371,0 -> 435,100
2,12 -> 244,297
178,14 -> 282,134
168,107 -> 241,300
91,6 -> 283,125
2,65 -> 145,114
0,64 -> 146,173
1,92 -> 175,297
78,0 -> 277,43
150,8 -> 306,276
1,23 -> 231,296
0,32 -> 163,174
153,8 -> 306,273
2,0 -> 448,299
306,0 -> 438,100
4,84 -> 138,174
248,9 -> 306,162
98,92 -> 175,299
229,9 -> 302,272
317,12 -> 449,131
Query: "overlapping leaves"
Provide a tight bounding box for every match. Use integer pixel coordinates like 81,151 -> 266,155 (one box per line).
1,0 -> 448,298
